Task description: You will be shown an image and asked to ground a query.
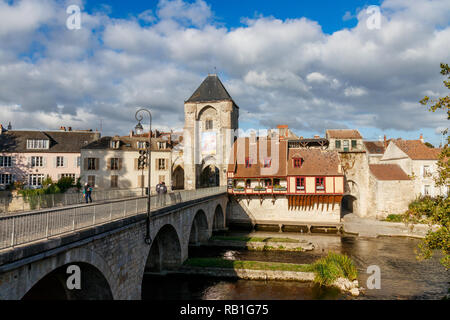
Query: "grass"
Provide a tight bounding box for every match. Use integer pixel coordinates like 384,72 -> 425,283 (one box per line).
184,258 -> 311,272
184,252 -> 358,288
384,214 -> 404,223
210,236 -> 301,243
307,252 -> 358,286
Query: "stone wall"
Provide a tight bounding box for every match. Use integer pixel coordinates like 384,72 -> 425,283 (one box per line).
368,174 -> 415,219
228,197 -> 341,224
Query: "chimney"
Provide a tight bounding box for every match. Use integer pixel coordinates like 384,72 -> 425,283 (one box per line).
0,124 -> 3,135
419,133 -> 424,143
384,135 -> 387,149
7,122 -> 12,130
68,127 -> 72,131
130,130 -> 134,138
168,133 -> 172,145
277,125 -> 288,139
314,135 -> 320,139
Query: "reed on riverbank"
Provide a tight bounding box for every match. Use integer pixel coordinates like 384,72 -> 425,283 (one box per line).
306,252 -> 358,286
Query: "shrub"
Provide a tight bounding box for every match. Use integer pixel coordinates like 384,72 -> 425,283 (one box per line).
308,252 -> 358,286
42,177 -> 53,188
56,177 -> 74,193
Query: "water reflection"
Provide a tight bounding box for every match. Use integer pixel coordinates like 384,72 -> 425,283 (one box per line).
142,232 -> 449,300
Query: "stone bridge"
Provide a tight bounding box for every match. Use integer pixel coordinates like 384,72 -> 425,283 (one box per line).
0,187 -> 228,300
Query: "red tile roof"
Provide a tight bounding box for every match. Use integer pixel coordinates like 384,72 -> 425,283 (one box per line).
228,138 -> 343,178
364,141 -> 385,154
287,149 -> 342,176
326,129 -> 363,139
393,139 -> 441,160
369,164 -> 410,181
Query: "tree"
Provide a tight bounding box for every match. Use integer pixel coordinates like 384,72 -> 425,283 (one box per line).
417,63 -> 449,269
424,142 -> 434,148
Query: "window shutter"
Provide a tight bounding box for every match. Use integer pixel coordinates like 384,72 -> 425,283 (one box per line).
43,157 -> 47,168
95,158 -> 99,171
84,158 -> 88,170
53,157 -> 56,168
106,158 -> 111,170
134,158 -> 138,170
118,158 -> 123,170
155,158 -> 158,171
63,157 -> 67,168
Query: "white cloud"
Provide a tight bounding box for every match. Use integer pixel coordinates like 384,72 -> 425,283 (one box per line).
0,0 -> 449,144
344,86 -> 368,97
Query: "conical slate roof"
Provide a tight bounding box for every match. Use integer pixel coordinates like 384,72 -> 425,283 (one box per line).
186,74 -> 234,103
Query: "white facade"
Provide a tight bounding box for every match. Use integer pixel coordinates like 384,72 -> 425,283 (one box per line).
80,149 -> 172,192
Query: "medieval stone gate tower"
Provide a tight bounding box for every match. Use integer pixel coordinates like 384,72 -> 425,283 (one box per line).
184,74 -> 239,190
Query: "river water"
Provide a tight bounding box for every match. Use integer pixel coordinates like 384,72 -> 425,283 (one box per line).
142,231 -> 449,300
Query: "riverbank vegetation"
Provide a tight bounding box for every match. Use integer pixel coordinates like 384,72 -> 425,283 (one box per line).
419,62 -> 450,269
184,258 -> 310,272
184,252 -> 358,287
307,252 -> 358,286
210,235 -> 301,243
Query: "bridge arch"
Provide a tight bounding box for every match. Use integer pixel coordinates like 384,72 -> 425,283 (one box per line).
189,209 -> 209,246
23,262 -> 113,300
212,204 -> 225,231
144,224 -> 182,273
17,247 -> 115,300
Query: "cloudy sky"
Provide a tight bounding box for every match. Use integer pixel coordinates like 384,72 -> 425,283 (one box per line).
0,0 -> 449,146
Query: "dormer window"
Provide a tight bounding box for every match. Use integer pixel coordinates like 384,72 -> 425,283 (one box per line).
335,140 -> 341,149
351,140 -> 357,149
158,142 -> 166,149
110,140 -> 120,149
263,158 -> 272,168
27,139 -> 49,150
293,158 -> 303,168
137,141 -> 146,149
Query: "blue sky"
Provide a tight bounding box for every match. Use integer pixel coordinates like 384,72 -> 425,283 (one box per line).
84,0 -> 381,33
0,0 -> 449,146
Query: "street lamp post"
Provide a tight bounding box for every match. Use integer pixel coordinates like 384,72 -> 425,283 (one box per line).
135,108 -> 152,245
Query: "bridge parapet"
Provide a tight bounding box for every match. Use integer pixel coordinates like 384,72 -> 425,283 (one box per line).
0,187 -> 226,251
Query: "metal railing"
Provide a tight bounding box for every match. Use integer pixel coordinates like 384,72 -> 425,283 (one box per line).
0,186 -> 226,250
0,188 -> 146,215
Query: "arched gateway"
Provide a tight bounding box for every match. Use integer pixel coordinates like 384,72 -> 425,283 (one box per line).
183,74 -> 239,190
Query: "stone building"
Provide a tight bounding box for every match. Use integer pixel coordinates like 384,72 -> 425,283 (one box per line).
0,126 -> 100,188
183,74 -> 239,190
380,138 -> 446,197
80,134 -> 173,192
367,163 -> 415,218
326,129 -> 370,218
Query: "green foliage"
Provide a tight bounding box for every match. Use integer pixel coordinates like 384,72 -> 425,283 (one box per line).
56,177 -> 74,193
418,63 -> 450,269
424,142 -> 434,148
403,195 -> 450,268
307,252 -> 358,286
384,214 -> 404,223
183,258 -> 310,272
42,177 -> 53,188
